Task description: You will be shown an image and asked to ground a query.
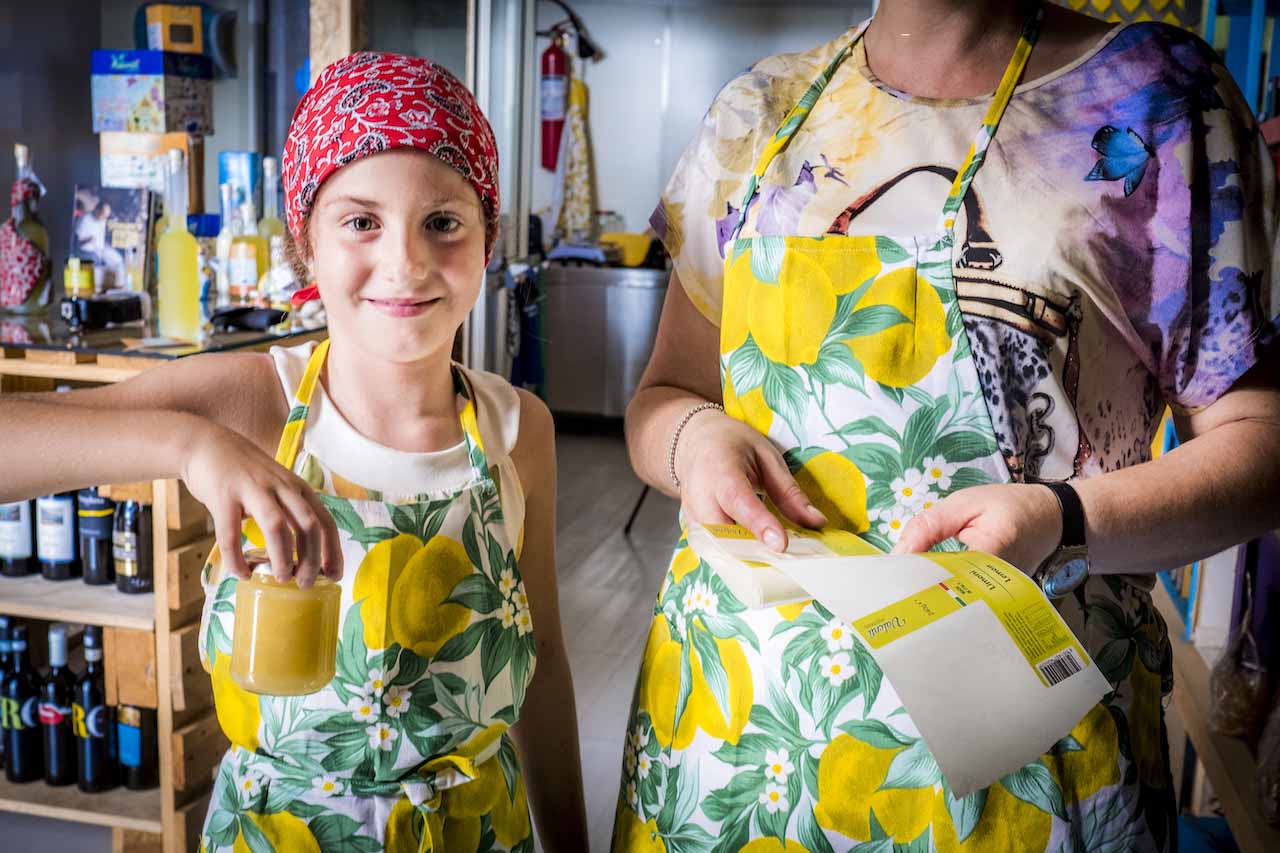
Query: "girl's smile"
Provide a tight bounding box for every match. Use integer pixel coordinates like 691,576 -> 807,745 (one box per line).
363,295 -> 444,318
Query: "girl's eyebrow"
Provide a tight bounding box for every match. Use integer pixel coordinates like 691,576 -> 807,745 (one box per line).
322,193 -> 468,210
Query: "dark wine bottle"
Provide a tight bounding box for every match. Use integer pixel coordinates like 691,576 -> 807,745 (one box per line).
39,625 -> 76,786
74,625 -> 117,793
2,624 -> 44,782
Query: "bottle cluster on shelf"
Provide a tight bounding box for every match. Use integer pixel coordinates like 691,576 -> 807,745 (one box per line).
0,617 -> 157,791
0,488 -> 153,594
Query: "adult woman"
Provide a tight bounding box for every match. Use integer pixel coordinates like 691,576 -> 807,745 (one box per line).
614,1 -> 1280,850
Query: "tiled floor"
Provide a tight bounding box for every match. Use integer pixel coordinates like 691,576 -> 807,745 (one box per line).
551,425 -> 680,851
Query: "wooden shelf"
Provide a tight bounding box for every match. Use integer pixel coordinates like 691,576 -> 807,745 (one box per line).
0,775 -> 162,833
0,573 -> 154,631
0,358 -> 142,384
1154,584 -> 1280,853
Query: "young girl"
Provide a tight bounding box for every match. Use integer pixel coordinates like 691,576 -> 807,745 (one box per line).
0,52 -> 588,851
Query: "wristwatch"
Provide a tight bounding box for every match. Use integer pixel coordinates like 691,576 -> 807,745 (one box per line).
1034,481 -> 1090,599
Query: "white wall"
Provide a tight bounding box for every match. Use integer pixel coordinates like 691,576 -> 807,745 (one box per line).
532,0 -> 871,236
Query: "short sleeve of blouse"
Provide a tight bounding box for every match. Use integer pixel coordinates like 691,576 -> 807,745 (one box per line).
648,63 -> 810,326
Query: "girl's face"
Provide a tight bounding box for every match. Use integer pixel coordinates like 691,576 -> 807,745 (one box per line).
306,149 -> 486,364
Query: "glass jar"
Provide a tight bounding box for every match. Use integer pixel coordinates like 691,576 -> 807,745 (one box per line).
230,550 -> 339,696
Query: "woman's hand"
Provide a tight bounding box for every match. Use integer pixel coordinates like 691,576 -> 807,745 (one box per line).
182,421 -> 343,586
890,483 -> 1062,574
675,410 -> 827,550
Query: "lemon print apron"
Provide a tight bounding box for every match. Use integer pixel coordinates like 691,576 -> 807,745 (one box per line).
198,340 -> 537,853
614,8 -> 1177,851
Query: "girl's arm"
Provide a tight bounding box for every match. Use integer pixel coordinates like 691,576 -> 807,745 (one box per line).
0,352 -> 342,583
508,389 -> 589,851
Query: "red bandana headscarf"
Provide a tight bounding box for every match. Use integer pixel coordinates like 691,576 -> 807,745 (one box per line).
283,52 -> 500,305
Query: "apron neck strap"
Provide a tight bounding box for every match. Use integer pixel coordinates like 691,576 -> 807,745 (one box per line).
935,3 -> 1042,235
273,339 -> 494,485
731,3 -> 1042,243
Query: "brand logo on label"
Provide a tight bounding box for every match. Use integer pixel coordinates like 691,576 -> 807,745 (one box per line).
39,702 -> 70,725
110,55 -> 142,73
3,696 -> 41,729
73,703 -> 109,738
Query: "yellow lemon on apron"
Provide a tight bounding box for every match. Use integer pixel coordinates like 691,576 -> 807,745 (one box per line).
931,778 -> 1053,852
741,840 -> 811,853
353,533 -> 426,650
443,816 -> 482,853
815,734 -> 933,843
441,754 -> 504,817
748,255 -> 836,367
385,798 -> 424,849
723,371 -> 774,435
1046,702 -> 1119,804
491,770 -> 532,846
390,535 -> 475,658
613,808 -> 667,852
846,266 -> 950,388
210,653 -> 261,751
233,811 -> 320,853
794,451 -> 869,534
641,618 -> 753,749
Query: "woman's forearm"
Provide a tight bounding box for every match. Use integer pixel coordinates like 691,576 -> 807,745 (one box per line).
624,384 -> 719,497
1075,418 -> 1280,575
0,399 -> 202,501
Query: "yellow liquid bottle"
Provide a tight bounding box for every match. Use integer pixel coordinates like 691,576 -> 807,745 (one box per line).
157,150 -> 202,340
258,156 -> 285,245
229,201 -> 268,305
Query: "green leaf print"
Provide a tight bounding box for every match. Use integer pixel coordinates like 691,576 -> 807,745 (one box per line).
933,430 -> 1000,464
839,719 -> 914,750
830,414 -> 901,444
874,236 -> 911,264
762,363 -> 807,437
335,604 -> 369,697
481,621 -> 516,688
671,641 -> 694,744
947,467 -> 993,491
878,739 -> 942,790
846,305 -> 911,339
1052,734 -> 1086,754
944,780 -> 989,844
318,495 -> 396,549
321,727 -> 367,772
299,453 -> 326,490
796,797 -> 836,853
842,443 -> 902,484
236,814 -> 273,853
847,839 -> 893,853
809,342 -> 865,390
310,813 -> 381,852
749,236 -> 787,285
728,336 -> 767,393
434,619 -> 489,663
1000,759 -> 1068,820
783,445 -> 823,473
690,628 -> 732,725
710,733 -> 775,768
901,400 -> 948,469
945,301 -> 964,339
462,514 -> 483,572
878,383 -> 906,405
447,574 -> 504,614
903,385 -> 936,409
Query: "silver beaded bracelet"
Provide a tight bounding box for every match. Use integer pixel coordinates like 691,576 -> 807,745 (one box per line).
668,402 -> 725,490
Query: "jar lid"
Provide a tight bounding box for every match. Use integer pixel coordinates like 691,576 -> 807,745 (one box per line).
242,547 -> 334,587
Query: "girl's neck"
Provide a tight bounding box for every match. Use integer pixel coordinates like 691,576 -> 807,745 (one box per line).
321,336 -> 463,453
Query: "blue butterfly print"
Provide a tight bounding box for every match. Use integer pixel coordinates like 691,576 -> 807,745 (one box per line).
1086,125 -> 1155,197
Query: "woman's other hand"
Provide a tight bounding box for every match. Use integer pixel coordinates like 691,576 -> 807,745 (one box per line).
890,483 -> 1062,573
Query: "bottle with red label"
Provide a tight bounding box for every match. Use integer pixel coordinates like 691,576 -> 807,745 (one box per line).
74,625 -> 116,792
40,624 -> 75,785
2,623 -> 43,782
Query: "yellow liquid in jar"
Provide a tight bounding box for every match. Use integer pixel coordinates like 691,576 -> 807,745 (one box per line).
230,573 -> 340,695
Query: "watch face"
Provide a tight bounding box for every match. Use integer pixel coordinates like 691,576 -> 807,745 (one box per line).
1041,553 -> 1089,599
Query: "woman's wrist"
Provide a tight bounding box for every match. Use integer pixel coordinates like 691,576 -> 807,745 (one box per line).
670,404 -> 728,493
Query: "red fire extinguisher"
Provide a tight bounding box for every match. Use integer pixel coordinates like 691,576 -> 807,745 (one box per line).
540,32 -> 569,171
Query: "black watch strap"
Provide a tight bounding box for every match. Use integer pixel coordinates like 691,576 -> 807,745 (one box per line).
1044,481 -> 1086,549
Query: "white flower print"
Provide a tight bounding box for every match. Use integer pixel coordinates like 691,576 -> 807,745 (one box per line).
674,611 -> 688,637
238,770 -> 263,800
500,600 -> 517,629
364,668 -> 388,697
367,722 -> 398,751
630,723 -> 649,753
498,568 -> 517,598
637,753 -> 652,779
759,783 -> 789,813
313,774 -> 341,797
820,618 -> 854,652
682,581 -> 719,618
624,746 -> 637,776
922,455 -> 955,492
515,607 -> 533,636
348,694 -> 377,724
384,685 -> 411,719
877,505 -> 912,541
626,780 -> 639,808
512,581 -> 529,610
891,469 -> 927,509
764,749 -> 795,783
820,652 -> 854,686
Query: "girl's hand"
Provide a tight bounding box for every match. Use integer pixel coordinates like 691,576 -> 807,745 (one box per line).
675,411 -> 827,550
890,483 -> 1063,573
182,421 -> 343,586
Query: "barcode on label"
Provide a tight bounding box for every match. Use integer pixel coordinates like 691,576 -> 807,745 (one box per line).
1038,648 -> 1083,686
